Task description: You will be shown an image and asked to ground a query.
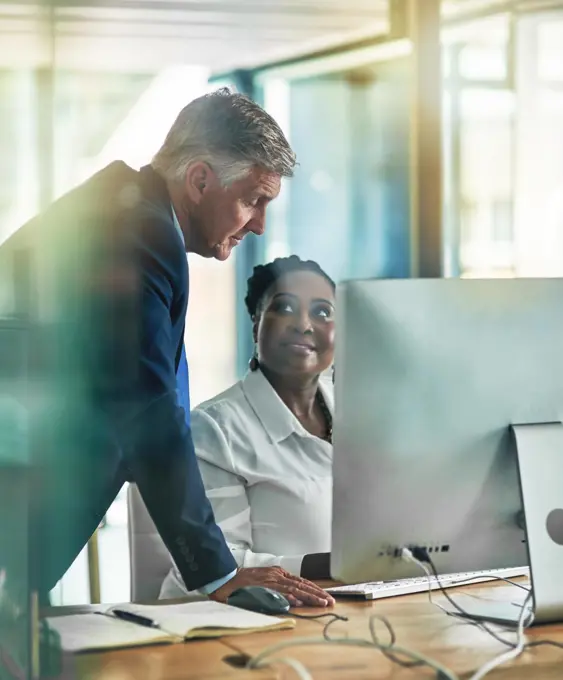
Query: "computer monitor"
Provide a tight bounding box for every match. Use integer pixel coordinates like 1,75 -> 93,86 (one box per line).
331,277 -> 563,625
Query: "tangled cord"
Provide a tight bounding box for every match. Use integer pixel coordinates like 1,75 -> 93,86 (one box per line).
244,552 -> 563,679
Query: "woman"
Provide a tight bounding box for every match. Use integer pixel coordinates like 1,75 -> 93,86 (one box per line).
160,255 -> 335,599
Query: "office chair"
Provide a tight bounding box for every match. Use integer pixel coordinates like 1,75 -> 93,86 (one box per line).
126,484 -> 173,602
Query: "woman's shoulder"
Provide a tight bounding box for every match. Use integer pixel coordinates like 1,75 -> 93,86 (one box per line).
190,378 -> 256,437
190,377 -> 267,469
192,381 -> 245,419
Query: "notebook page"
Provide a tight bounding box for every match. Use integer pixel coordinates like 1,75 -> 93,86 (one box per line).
110,600 -> 292,638
46,613 -> 172,652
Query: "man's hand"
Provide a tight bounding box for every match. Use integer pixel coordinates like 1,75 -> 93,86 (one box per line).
208,567 -> 335,608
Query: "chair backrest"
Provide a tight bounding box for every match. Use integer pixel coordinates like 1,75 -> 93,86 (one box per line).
127,484 -> 173,602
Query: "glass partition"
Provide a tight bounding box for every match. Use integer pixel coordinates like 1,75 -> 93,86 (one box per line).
260,56 -> 412,284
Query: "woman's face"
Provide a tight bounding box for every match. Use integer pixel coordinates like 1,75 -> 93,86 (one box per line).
254,270 -> 335,378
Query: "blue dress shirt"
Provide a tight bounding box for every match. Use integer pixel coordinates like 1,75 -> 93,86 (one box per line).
176,346 -> 191,426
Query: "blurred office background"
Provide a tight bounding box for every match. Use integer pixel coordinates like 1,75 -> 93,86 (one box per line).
1,0 -> 563,605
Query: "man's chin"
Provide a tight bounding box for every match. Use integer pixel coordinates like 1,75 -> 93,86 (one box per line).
212,243 -> 234,261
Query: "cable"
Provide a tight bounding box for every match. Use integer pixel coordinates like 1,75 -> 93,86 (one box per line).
527,639 -> 563,651
404,547 -> 531,649
401,547 -> 450,615
402,547 -> 513,646
290,612 -> 348,623
246,633 -> 459,680
245,549 -> 563,680
405,546 -> 563,679
468,590 -> 532,680
367,614 -> 425,668
406,546 -> 530,609
322,610 -> 423,667
251,654 -> 313,680
286,611 -> 350,643
432,572 -> 530,593
248,596 -> 563,680
322,613 -> 345,641
283,612 -> 349,645
409,546 -> 563,678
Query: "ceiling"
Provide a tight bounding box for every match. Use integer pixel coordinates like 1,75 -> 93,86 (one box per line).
0,1 -> 554,72
0,0 -> 390,71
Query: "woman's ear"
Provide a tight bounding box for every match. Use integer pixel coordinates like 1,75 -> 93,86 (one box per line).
251,316 -> 259,344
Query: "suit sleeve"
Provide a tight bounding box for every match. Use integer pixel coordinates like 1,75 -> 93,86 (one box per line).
114,211 -> 237,591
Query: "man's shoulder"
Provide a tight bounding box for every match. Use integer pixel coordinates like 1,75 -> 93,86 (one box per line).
44,164 -> 180,263
1,162 -> 185,300
46,161 -> 139,214
3,163 -> 137,248
14,162 -> 169,235
55,162 -> 170,226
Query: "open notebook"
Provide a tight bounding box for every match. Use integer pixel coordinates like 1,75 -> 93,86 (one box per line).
46,600 -> 295,653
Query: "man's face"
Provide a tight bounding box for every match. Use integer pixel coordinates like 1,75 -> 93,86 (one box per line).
187,166 -> 281,261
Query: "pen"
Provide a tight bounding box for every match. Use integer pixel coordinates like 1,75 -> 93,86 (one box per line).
111,609 -> 160,629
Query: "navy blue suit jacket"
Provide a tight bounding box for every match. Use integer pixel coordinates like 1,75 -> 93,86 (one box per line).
0,162 -> 236,594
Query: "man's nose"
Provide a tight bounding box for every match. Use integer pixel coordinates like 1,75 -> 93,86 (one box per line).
248,208 -> 266,236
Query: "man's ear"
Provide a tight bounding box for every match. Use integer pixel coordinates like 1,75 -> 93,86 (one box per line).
184,162 -> 216,204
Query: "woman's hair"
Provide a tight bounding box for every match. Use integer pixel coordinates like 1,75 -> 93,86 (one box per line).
244,255 -> 335,320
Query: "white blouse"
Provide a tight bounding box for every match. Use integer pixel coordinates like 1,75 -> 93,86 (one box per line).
159,369 -> 333,599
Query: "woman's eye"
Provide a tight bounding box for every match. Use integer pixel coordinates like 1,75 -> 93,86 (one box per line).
313,305 -> 333,320
273,300 -> 295,314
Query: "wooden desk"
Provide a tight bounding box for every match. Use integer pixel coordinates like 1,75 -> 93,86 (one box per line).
223,579 -> 563,679
43,604 -> 272,680
43,580 -> 563,679
69,640 -> 264,680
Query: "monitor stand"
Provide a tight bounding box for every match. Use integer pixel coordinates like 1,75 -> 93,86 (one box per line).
446,422 -> 563,627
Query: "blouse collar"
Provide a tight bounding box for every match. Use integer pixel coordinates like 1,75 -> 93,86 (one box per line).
241,368 -> 333,444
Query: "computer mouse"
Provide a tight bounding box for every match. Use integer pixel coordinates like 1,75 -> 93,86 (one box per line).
227,585 -> 291,615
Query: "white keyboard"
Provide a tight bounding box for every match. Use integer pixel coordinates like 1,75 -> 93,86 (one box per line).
326,566 -> 530,600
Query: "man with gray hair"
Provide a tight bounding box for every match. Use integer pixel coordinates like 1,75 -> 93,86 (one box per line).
0,88 -> 333,608
152,87 -> 296,262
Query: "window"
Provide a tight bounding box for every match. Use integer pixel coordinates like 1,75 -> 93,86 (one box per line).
515,13 -> 563,277
0,71 -> 38,244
